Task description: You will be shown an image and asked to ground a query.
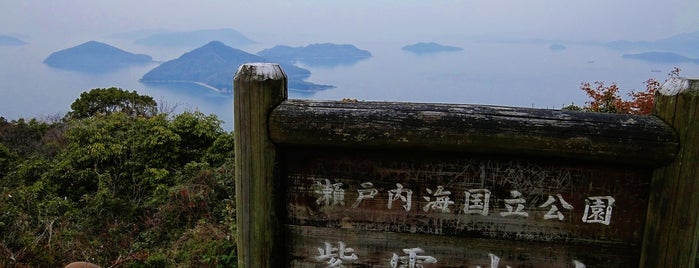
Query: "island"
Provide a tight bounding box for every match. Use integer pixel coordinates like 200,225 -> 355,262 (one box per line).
257,43 -> 371,67
44,41 -> 152,73
402,42 -> 463,54
140,41 -> 333,92
134,28 -> 255,48
622,51 -> 699,64
606,30 -> 699,58
549,43 -> 566,51
0,34 -> 27,46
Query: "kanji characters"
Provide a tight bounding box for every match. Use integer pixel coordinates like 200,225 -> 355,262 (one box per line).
475,253 -> 585,268
309,243 -> 589,267
422,186 -> 454,213
582,196 -> 615,225
315,241 -> 358,267
464,189 -> 491,216
390,247 -> 437,268
353,182 -> 378,208
315,179 -> 345,207
539,194 -> 574,220
500,190 -> 529,217
388,183 -> 413,211
308,180 -> 616,226
476,253 -> 511,268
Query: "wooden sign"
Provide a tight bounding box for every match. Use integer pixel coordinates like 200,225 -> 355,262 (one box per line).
283,149 -> 649,267
233,63 -> 698,267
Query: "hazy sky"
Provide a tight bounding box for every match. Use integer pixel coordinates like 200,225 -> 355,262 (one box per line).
2,0 -> 698,47
2,0 -> 699,122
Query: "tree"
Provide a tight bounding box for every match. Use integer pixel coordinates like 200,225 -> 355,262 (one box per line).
67,87 -> 158,119
0,143 -> 11,178
55,112 -> 180,202
569,67 -> 680,115
170,111 -> 226,166
1,89 -> 238,267
578,81 -> 628,114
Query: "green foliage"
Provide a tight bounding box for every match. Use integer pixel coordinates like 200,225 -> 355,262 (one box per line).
55,112 -> 181,202
171,111 -> 226,166
169,221 -> 235,267
0,143 -> 13,178
0,117 -> 65,159
0,89 -> 236,267
204,132 -> 235,167
67,87 -> 158,119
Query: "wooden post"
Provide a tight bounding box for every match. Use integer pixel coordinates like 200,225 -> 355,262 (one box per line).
234,63 -> 287,268
641,77 -> 699,267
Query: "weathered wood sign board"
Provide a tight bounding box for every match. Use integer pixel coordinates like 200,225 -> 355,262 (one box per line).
234,63 -> 699,268
283,149 -> 649,267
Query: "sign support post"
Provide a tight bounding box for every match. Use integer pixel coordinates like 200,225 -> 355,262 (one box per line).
641,77 -> 699,267
234,63 -> 287,268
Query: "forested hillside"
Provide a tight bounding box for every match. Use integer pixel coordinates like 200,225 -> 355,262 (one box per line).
0,88 -> 236,267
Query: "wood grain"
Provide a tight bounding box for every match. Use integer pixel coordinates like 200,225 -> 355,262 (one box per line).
234,63 -> 288,268
640,78 -> 699,267
269,100 -> 678,166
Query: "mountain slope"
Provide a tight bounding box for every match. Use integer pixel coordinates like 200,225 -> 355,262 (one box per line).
606,30 -> 699,57
141,41 -> 332,92
134,28 -> 255,48
0,34 -> 27,46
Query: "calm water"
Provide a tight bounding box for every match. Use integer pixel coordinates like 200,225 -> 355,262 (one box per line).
2,39 -> 697,131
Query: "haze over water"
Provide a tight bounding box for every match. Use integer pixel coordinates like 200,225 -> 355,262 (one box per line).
2,1 -> 699,130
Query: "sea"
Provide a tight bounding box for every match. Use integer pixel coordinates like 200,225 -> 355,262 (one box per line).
2,38 -> 697,131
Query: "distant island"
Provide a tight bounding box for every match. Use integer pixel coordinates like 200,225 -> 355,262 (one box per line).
44,41 -> 152,73
622,51 -> 699,64
0,34 -> 27,46
140,41 -> 333,92
402,42 -> 463,54
134,28 -> 255,48
549,43 -> 566,51
606,30 -> 699,58
257,43 -> 371,67
109,29 -> 169,40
